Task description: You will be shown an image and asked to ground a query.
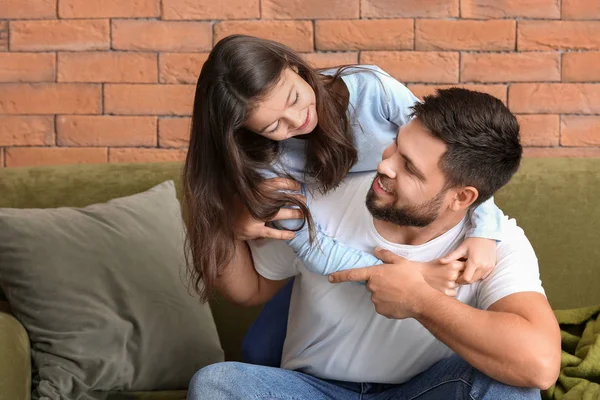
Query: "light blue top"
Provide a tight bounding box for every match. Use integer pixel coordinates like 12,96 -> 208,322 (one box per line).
270,65 -> 503,275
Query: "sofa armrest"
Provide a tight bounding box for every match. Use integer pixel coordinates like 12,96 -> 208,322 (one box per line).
0,307 -> 31,400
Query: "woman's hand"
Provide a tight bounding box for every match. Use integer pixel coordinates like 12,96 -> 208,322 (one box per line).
419,259 -> 465,297
440,237 -> 497,284
234,178 -> 305,241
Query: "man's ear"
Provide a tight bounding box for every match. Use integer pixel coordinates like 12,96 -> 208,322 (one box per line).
449,186 -> 479,211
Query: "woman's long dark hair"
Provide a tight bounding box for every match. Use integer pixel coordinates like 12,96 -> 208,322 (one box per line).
184,35 -> 358,301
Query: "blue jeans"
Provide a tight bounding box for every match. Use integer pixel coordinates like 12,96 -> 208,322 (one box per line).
242,278 -> 293,367
188,354 -> 541,399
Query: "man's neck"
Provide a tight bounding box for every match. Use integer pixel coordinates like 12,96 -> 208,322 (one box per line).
373,211 -> 468,246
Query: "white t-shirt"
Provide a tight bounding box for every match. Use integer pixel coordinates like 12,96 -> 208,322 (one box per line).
248,173 -> 545,384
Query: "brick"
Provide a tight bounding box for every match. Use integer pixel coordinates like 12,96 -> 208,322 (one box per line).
57,116 -> 157,147
407,84 -> 507,104
562,0 -> 600,20
361,0 -> 458,18
0,0 -> 56,18
109,148 -> 187,163
104,84 -> 194,116
0,53 -> 55,82
518,21 -> 600,51
5,147 -> 107,167
563,52 -> 600,82
302,52 -> 359,69
461,53 -> 560,83
0,116 -> 54,146
416,20 -> 515,51
0,22 -> 7,51
461,0 -> 560,19
159,118 -> 190,148
214,21 -> 313,53
262,0 -> 358,19
159,53 -> 208,84
0,84 -> 101,115
316,19 -> 413,51
524,148 -> 600,158
112,20 -> 211,52
361,52 -> 458,83
509,84 -> 600,114
58,52 -> 157,83
163,0 -> 259,19
561,116 -> 600,147
59,0 -> 159,18
516,115 -> 559,147
11,20 -> 109,51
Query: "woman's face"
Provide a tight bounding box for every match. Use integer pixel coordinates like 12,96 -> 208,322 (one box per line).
244,67 -> 318,141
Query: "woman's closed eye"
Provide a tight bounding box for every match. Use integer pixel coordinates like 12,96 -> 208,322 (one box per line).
291,92 -> 299,105
267,121 -> 280,134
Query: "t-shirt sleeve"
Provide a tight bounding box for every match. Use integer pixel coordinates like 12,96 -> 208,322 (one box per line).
476,219 -> 546,310
377,68 -> 420,127
247,238 -> 300,281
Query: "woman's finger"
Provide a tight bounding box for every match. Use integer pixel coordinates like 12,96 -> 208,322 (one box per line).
262,178 -> 301,191
270,208 -> 304,221
261,227 -> 296,241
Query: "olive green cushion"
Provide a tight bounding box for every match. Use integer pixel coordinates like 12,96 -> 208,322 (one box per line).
0,181 -> 224,399
0,162 -> 262,363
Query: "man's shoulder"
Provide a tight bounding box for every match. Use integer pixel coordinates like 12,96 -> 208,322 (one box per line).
496,216 -> 537,259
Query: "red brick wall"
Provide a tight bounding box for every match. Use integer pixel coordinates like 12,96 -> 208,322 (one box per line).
1,0 -> 600,167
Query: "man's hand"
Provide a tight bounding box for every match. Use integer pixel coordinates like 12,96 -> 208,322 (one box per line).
328,247 -> 434,319
440,237 -> 497,284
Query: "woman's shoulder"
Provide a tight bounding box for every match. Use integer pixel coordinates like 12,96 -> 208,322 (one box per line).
320,64 -> 391,80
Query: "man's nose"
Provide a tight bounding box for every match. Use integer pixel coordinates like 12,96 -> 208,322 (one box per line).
377,156 -> 397,179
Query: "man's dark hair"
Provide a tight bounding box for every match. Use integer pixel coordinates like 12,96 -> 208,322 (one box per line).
410,88 -> 522,208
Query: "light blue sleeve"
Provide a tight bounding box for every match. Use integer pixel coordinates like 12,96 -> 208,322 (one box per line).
286,221 -> 382,276
379,69 -> 421,128
273,185 -> 382,277
467,196 -> 504,241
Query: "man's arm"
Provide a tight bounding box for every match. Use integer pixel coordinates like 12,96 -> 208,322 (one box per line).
413,289 -> 561,389
215,239 -> 289,307
329,247 -> 561,390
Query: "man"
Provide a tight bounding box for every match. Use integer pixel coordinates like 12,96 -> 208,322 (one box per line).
188,88 -> 561,399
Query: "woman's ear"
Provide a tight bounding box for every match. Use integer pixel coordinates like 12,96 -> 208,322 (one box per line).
291,65 -> 299,73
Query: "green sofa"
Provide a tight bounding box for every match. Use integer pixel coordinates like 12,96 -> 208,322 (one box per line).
1,158 -> 599,399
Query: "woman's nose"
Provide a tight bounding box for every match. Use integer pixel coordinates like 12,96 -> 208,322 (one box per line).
284,108 -> 305,130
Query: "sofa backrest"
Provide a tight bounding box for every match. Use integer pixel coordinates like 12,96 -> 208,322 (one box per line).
1,158 -> 598,361
494,158 -> 600,310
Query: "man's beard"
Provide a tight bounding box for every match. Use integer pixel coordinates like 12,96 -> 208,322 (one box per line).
366,176 -> 446,228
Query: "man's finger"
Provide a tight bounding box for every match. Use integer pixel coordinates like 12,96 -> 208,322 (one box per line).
440,246 -> 466,264
329,267 -> 375,283
373,247 -> 406,264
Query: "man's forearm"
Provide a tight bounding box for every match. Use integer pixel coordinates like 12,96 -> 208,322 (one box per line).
413,287 -> 559,389
215,239 -> 287,307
